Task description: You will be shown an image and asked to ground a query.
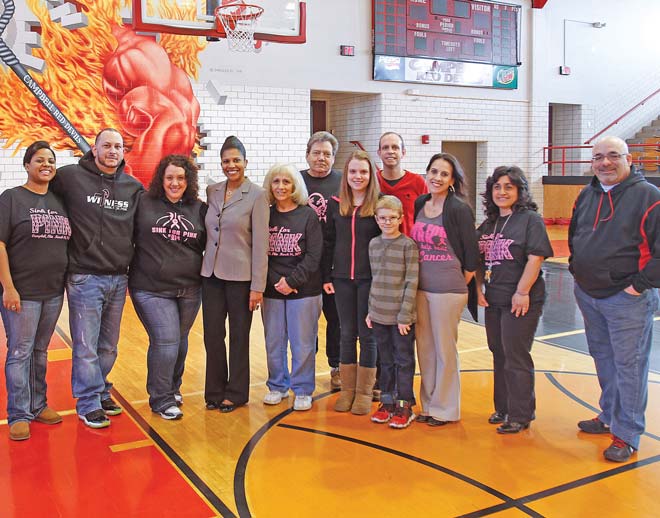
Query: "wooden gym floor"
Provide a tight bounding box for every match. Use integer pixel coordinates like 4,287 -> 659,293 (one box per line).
1,228 -> 660,517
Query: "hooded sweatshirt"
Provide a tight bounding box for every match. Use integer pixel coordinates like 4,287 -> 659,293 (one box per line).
568,166 -> 660,298
51,151 -> 143,275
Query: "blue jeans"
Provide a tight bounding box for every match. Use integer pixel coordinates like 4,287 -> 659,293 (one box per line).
574,284 -> 659,449
1,296 -> 64,425
67,273 -> 128,416
371,322 -> 416,405
333,278 -> 377,368
131,287 -> 202,412
262,295 -> 322,396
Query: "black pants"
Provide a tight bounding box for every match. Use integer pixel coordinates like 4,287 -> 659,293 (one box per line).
333,278 -> 377,368
322,291 -> 341,368
484,304 -> 542,423
202,276 -> 252,405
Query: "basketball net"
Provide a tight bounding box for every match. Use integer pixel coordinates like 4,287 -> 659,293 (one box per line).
215,3 -> 264,52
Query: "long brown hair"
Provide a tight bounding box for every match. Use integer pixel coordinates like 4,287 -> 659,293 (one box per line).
339,150 -> 380,216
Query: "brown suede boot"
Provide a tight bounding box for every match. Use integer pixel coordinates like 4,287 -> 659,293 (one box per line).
9,421 -> 30,441
351,366 -> 377,415
34,407 -> 63,425
334,363 -> 357,412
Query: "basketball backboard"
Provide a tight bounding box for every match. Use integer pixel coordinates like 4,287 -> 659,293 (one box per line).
130,0 -> 306,43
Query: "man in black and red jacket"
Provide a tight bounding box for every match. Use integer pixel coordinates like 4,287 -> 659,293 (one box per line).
569,136 -> 660,462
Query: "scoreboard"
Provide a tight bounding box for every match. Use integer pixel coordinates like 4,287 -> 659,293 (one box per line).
373,0 -> 521,67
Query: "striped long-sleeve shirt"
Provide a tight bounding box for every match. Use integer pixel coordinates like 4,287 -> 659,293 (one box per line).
368,234 -> 419,325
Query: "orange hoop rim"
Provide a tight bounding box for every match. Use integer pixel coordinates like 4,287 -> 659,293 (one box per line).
214,4 -> 264,22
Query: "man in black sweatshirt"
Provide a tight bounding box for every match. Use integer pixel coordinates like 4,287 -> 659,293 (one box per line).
569,136 -> 660,462
51,128 -> 143,429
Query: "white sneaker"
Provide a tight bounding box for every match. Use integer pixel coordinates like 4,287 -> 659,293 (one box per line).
263,390 -> 289,405
157,405 -> 183,420
293,395 -> 312,411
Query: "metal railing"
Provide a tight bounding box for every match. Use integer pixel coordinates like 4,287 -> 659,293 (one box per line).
584,87 -> 660,144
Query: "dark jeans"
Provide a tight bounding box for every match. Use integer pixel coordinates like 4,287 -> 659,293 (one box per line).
322,291 -> 341,368
485,304 -> 542,423
372,322 -> 415,405
131,287 -> 202,412
202,276 -> 252,406
333,278 -> 377,368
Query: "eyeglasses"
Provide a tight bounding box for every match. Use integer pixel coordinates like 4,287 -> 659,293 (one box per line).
591,152 -> 628,162
376,216 -> 400,223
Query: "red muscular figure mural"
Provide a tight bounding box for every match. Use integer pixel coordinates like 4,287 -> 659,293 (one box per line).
104,26 -> 201,185
0,1 -> 204,186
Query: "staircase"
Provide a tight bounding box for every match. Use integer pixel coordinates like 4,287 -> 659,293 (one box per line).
626,115 -> 660,175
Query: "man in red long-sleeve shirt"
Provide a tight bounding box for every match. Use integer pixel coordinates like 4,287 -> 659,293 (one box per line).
376,132 -> 427,236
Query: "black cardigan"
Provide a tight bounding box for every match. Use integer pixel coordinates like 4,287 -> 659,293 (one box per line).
413,192 -> 480,321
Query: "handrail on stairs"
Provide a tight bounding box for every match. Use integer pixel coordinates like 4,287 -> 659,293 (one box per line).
585,87 -> 660,144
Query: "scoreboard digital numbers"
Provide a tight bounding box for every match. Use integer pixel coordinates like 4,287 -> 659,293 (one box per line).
373,0 -> 521,89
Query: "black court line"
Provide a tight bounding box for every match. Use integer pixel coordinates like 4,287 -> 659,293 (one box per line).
53,326 -> 236,518
545,373 -> 660,442
458,454 -> 660,517
276,423 -> 544,518
55,324 -> 72,347
232,391 -> 335,518
110,390 -> 237,518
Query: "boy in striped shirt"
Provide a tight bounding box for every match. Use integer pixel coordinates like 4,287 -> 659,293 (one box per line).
366,196 -> 419,428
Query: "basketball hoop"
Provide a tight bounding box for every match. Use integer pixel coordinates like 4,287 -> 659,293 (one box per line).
215,4 -> 264,52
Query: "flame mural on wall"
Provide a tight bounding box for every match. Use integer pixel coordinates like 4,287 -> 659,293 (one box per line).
0,0 -> 205,185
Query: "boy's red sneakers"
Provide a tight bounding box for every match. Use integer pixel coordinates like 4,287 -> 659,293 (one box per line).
389,400 -> 415,429
371,403 -> 394,423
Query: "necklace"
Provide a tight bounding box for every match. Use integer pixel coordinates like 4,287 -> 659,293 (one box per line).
484,213 -> 512,284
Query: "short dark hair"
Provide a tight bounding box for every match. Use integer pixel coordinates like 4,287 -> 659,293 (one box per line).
306,131 -> 338,156
378,132 -> 405,151
482,165 -> 538,222
425,152 -> 466,198
23,140 -> 55,166
147,154 -> 200,203
221,135 -> 246,159
95,128 -> 122,144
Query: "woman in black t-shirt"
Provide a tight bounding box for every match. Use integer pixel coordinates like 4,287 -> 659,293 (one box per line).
0,141 -> 71,441
261,164 -> 323,411
477,166 -> 553,434
129,155 -> 207,420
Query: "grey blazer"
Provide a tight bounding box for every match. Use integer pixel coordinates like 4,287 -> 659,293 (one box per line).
201,177 -> 269,292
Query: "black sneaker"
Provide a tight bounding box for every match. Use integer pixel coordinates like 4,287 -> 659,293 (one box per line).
101,398 -> 123,416
578,417 -> 610,434
79,409 -> 110,429
604,437 -> 635,462
488,412 -> 506,424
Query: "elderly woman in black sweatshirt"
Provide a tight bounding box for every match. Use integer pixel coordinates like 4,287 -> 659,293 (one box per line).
129,154 -> 207,420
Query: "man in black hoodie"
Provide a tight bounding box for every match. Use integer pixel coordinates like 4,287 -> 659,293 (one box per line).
51,128 -> 143,429
569,136 -> 660,462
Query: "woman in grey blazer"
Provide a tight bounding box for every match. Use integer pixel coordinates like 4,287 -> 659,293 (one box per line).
201,136 -> 269,412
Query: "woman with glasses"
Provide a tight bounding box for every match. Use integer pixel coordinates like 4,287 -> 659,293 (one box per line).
477,166 -> 553,434
411,153 -> 479,427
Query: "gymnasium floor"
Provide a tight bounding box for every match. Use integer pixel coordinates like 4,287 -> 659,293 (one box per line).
1,227 -> 660,518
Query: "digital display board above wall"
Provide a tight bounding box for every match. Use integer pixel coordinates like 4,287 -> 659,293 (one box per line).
373,0 -> 521,89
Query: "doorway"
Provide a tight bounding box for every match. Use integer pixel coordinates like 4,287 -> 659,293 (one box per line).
441,141 -> 477,213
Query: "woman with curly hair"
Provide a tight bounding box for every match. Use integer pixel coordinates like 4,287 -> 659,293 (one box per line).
130,154 -> 207,420
477,166 -> 553,434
